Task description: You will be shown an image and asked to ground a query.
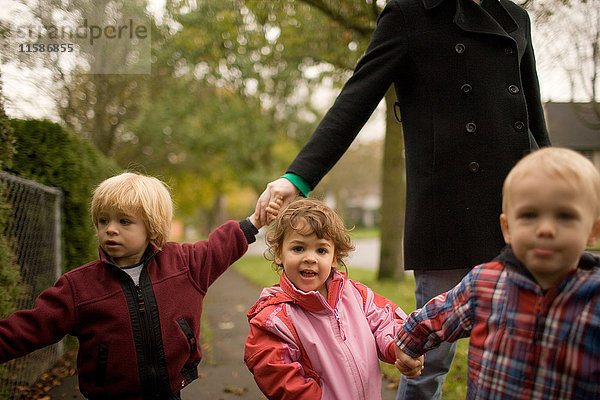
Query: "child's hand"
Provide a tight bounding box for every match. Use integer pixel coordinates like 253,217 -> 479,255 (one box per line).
249,197 -> 282,229
394,345 -> 424,379
265,196 -> 282,224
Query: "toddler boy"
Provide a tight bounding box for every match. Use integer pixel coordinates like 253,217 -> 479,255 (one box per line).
395,147 -> 600,399
0,172 -> 278,399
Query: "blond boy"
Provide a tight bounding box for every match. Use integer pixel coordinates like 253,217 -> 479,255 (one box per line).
395,148 -> 600,399
0,172 -> 277,399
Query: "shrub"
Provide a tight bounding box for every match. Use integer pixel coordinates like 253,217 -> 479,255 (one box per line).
0,96 -> 21,318
6,119 -> 119,271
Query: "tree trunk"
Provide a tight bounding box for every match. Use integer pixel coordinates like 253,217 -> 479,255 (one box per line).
377,86 -> 406,280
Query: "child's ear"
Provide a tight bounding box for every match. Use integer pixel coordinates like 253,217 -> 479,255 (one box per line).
500,214 -> 511,245
586,217 -> 600,247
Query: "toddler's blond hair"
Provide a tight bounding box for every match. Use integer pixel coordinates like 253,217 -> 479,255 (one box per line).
91,172 -> 173,249
502,147 -> 600,217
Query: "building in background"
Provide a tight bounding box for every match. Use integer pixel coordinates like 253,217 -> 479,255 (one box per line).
544,102 -> 600,168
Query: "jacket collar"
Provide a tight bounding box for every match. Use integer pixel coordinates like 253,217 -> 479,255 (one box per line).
247,270 -> 347,318
496,245 -> 600,291
98,244 -> 158,269
422,0 -> 518,36
279,270 -> 346,312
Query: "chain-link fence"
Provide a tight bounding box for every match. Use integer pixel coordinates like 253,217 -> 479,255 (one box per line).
0,172 -> 64,399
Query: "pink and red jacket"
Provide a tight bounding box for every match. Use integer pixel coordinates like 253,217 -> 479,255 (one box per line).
245,270 -> 406,400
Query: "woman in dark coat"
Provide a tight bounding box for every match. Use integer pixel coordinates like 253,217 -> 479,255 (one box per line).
255,0 -> 550,398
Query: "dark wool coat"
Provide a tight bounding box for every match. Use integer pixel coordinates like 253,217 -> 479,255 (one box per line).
287,0 -> 551,270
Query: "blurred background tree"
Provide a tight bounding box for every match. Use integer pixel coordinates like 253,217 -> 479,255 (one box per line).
532,0 -> 599,125
1,0 -> 598,277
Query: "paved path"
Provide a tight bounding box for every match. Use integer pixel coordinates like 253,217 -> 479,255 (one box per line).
181,266 -> 267,399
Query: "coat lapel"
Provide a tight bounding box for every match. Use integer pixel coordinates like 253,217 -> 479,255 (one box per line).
423,0 -> 518,38
455,0 -> 515,37
481,0 -> 518,33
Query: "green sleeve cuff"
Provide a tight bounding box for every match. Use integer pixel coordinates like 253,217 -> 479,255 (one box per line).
281,173 -> 310,198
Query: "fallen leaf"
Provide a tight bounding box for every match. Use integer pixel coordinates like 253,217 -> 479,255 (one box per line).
223,386 -> 248,396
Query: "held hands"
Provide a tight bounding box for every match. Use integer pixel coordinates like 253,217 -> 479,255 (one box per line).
255,178 -> 300,226
249,197 -> 283,229
394,345 -> 424,379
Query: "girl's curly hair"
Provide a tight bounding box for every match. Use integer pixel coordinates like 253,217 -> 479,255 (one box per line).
265,198 -> 355,272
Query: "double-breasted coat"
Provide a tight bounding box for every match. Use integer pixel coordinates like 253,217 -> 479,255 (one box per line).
287,0 -> 551,270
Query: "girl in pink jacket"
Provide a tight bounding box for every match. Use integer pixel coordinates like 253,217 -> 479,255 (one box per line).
245,198 -> 409,399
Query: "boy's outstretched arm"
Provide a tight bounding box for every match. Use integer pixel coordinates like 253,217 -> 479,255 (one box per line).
394,345 -> 424,379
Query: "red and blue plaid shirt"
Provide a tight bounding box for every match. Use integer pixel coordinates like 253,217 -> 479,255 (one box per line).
395,246 -> 600,400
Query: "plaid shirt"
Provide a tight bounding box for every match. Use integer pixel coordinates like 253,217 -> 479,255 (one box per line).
395,246 -> 600,400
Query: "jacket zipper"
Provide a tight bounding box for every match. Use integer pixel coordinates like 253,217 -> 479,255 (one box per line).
107,248 -> 171,398
323,293 -> 368,399
333,309 -> 346,340
134,281 -> 162,395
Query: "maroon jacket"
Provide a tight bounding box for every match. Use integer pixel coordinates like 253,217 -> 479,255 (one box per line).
0,219 -> 257,399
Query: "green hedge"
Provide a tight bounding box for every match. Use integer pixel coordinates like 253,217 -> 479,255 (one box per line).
5,119 -> 119,271
0,98 -> 21,318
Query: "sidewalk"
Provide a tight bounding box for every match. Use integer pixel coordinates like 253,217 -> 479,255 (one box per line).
47,263 -> 400,399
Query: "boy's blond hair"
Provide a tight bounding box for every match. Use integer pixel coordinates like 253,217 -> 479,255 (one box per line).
91,172 -> 173,249
502,147 -> 600,217
266,198 -> 355,271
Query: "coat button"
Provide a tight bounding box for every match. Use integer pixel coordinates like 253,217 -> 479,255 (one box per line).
468,162 -> 480,173
461,83 -> 472,94
455,43 -> 465,54
508,85 -> 520,94
514,121 -> 526,131
505,47 -> 515,55
465,122 -> 477,133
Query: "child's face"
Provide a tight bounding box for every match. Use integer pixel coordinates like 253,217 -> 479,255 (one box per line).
275,222 -> 336,298
500,171 -> 600,289
96,208 -> 152,268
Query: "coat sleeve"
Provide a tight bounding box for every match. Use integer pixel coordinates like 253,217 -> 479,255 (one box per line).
395,271 -> 475,358
520,11 -> 551,148
244,304 -> 321,399
351,280 -> 407,363
286,0 -> 407,189
0,274 -> 76,363
183,220 -> 249,292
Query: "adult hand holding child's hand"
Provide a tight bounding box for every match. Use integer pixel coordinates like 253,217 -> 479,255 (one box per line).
249,196 -> 282,229
255,178 -> 299,226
